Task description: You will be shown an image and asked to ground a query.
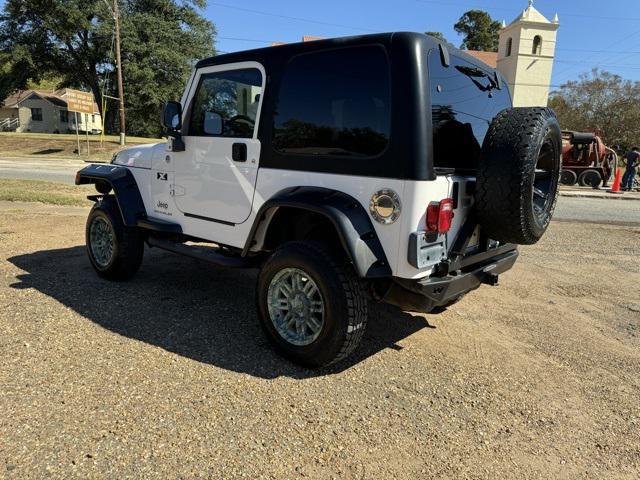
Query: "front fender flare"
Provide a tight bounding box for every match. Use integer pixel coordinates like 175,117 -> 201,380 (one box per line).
75,164 -> 145,227
244,187 -> 392,278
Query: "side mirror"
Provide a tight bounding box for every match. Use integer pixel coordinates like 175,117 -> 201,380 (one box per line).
162,101 -> 182,131
162,101 -> 185,152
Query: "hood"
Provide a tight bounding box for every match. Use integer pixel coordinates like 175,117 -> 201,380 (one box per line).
112,142 -> 166,169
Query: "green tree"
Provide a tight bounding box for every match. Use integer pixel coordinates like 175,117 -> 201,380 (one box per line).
454,10 -> 501,51
549,69 -> 640,151
0,47 -> 37,102
425,31 -> 446,42
0,0 -> 216,137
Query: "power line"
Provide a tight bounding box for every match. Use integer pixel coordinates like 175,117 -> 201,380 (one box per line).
210,2 -> 375,33
216,35 -> 640,58
415,0 -> 640,22
553,27 -> 640,81
218,36 -> 275,44
556,47 -> 640,54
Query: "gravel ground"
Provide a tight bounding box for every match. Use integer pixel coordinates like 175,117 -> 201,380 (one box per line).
0,206 -> 639,479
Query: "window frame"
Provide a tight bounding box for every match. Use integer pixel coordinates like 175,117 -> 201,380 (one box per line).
31,108 -> 43,121
271,44 -> 392,160
506,37 -> 512,57
183,61 -> 266,140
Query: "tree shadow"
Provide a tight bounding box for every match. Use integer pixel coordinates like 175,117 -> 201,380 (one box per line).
8,246 -> 432,379
32,148 -> 65,155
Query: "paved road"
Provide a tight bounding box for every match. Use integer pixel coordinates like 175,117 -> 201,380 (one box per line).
0,156 -> 86,184
1,156 -> 638,225
554,196 -> 640,225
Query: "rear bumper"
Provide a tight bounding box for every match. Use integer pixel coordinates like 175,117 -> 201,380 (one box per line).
382,245 -> 518,312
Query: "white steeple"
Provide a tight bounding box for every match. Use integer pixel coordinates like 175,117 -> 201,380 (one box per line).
497,1 -> 559,107
511,0 -> 552,24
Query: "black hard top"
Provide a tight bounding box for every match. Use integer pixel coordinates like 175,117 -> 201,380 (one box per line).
195,32 -> 493,73
192,32 -> 500,181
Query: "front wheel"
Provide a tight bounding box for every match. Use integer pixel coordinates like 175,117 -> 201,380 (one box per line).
85,198 -> 144,281
256,241 -> 368,368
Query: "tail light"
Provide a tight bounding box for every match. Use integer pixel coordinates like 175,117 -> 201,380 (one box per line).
426,198 -> 454,233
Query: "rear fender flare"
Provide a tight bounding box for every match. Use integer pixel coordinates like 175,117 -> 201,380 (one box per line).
75,164 -> 145,227
244,187 -> 392,278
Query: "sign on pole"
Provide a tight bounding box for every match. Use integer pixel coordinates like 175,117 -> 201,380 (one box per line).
65,89 -> 95,156
85,113 -> 90,156
66,89 -> 95,115
74,112 -> 80,156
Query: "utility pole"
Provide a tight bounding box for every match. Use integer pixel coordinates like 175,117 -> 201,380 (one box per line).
112,0 -> 126,145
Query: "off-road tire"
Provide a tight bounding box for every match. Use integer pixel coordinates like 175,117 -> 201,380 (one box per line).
85,197 -> 144,281
256,241 -> 368,368
476,107 -> 561,245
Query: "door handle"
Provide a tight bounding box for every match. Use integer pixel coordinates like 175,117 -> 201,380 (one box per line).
232,143 -> 247,162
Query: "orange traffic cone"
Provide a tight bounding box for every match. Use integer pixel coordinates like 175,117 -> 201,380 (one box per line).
608,168 -> 622,194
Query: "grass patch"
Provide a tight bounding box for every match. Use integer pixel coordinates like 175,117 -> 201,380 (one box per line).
0,132 -> 162,160
0,179 -> 92,206
0,131 -> 160,144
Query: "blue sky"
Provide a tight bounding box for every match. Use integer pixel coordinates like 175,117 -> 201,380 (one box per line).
207,0 -> 640,85
1,0 -> 639,85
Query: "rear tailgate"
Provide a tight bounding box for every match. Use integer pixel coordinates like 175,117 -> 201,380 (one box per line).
399,174 -> 517,279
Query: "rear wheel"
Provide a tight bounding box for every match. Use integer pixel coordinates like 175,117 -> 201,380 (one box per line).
256,241 -> 367,368
560,170 -> 577,186
578,169 -> 602,189
86,198 -> 144,281
475,107 -> 562,245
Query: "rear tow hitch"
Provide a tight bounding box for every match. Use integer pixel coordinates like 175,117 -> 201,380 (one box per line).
483,272 -> 500,286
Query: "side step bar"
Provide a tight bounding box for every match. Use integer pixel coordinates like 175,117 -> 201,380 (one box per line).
147,237 -> 258,268
136,216 -> 183,234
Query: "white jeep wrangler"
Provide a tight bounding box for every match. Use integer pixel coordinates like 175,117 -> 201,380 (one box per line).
76,33 -> 561,367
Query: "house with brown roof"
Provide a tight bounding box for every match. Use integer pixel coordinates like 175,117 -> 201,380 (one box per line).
0,89 -> 103,134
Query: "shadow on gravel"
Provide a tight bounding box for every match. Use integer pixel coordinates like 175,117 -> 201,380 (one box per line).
8,246 -> 430,379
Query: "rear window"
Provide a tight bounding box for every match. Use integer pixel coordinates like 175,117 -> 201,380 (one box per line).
273,46 -> 391,158
429,50 -> 511,170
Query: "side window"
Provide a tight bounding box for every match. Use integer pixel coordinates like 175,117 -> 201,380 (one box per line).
273,46 -> 390,157
189,68 -> 263,138
429,51 -> 511,170
31,108 -> 43,121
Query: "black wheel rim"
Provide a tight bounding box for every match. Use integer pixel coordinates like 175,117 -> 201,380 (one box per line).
532,139 -> 556,222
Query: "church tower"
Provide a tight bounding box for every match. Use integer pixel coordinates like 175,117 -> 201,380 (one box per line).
497,1 -> 559,107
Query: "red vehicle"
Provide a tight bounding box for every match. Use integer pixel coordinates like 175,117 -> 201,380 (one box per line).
560,131 -> 618,188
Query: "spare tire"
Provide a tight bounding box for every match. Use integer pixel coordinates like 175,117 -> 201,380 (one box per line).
475,108 -> 561,245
